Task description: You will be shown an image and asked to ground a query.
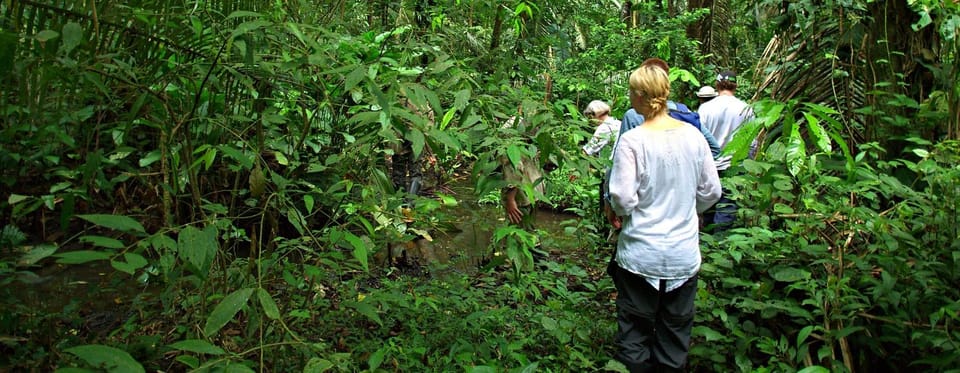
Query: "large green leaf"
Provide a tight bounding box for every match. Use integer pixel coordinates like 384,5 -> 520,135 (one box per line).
784,119 -> 806,177
64,345 -> 145,373
506,144 -> 523,169
769,266 -> 811,282
405,127 -> 426,159
797,367 -> 830,373
61,22 -> 83,54
303,358 -> 334,373
203,288 -> 255,337
79,235 -> 125,249
178,225 -> 219,277
111,253 -> 148,275
344,65 -> 366,91
344,231 -> 369,272
367,347 -> 386,371
167,339 -> 226,355
343,300 -> 382,326
55,250 -> 111,264
35,30 -> 59,42
77,214 -> 145,235
256,288 -> 281,320
230,20 -> 273,39
17,244 -> 58,267
802,112 -> 832,153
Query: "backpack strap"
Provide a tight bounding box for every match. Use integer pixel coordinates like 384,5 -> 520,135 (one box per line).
666,101 -> 701,130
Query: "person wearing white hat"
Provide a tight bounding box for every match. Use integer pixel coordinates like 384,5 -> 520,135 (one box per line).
695,86 -> 718,108
582,100 -> 622,157
697,70 -> 755,232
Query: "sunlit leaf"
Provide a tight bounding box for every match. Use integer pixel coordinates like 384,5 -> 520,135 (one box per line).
785,121 -> 806,176
436,193 -> 458,207
602,359 -> 629,373
802,112 -> 832,153
139,150 -> 162,167
692,325 -> 727,341
441,108 -> 457,130
7,194 -> 29,204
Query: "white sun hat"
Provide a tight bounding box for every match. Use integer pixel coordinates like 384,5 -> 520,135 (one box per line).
696,86 -> 718,98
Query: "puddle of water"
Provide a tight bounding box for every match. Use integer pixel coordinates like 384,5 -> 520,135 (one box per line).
412,178 -> 584,273
1,178 -> 588,313
2,261 -> 151,314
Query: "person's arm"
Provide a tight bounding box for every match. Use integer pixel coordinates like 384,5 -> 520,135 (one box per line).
582,123 -> 613,156
696,141 -> 722,213
607,139 -> 641,217
503,187 -> 524,224
745,108 -> 759,159
700,125 -> 722,159
619,109 -> 643,137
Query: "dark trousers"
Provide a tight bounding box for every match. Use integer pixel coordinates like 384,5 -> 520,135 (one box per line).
702,169 -> 736,233
612,265 -> 697,373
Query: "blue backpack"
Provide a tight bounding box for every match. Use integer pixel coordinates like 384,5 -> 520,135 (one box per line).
667,101 -> 701,130
667,101 -> 721,158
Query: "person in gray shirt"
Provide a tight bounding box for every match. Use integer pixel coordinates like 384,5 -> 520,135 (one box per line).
698,70 -> 755,232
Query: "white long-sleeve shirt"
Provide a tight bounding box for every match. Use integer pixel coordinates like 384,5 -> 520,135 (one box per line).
608,123 -> 721,291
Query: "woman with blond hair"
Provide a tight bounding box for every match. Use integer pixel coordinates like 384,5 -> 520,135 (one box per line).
606,64 -> 721,372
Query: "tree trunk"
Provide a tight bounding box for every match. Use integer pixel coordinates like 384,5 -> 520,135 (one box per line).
620,1 -> 632,29
862,0 -> 939,145
686,0 -> 714,53
490,6 -> 503,50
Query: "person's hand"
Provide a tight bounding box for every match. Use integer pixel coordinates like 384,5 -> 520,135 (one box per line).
505,199 -> 524,225
604,203 -> 621,230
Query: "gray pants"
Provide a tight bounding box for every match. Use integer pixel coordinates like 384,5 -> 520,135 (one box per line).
612,266 -> 697,372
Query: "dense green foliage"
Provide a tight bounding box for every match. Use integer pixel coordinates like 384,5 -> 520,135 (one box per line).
1,0 -> 959,372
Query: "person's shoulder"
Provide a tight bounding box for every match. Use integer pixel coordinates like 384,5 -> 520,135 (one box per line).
698,97 -> 726,112
668,100 -> 693,113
